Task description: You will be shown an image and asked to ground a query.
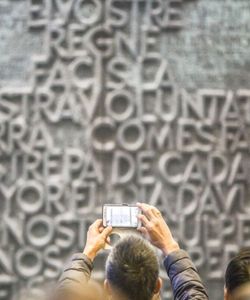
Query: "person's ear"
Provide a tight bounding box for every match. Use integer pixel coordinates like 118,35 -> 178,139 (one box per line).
104,279 -> 110,294
224,286 -> 229,300
154,277 -> 163,294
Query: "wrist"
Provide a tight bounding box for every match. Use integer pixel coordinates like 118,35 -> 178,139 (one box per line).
83,246 -> 97,262
161,241 -> 180,256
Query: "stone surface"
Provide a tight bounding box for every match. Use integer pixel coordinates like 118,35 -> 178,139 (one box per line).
1,1 -> 250,299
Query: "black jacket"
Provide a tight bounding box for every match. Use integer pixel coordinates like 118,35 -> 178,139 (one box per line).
58,249 -> 208,300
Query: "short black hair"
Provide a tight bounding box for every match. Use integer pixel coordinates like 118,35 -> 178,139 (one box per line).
105,235 -> 160,300
225,248 -> 250,293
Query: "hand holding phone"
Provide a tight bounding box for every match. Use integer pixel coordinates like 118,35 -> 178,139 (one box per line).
137,202 -> 179,256
83,219 -> 112,261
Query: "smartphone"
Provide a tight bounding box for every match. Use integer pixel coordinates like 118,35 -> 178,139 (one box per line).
103,204 -> 141,228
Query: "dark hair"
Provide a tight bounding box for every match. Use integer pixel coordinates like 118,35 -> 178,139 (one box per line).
225,248 -> 250,293
105,235 -> 159,300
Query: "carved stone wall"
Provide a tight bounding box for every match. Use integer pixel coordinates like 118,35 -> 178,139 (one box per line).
1,1 -> 250,299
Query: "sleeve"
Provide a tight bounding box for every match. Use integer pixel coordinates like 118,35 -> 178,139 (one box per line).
57,253 -> 93,288
164,249 -> 209,300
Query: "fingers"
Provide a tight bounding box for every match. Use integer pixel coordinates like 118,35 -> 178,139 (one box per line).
101,226 -> 113,238
138,214 -> 151,228
137,203 -> 154,219
91,219 -> 102,229
106,236 -> 111,245
137,226 -> 148,235
137,203 -> 159,220
137,202 -> 161,218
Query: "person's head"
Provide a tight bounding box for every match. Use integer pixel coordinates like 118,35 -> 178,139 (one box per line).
104,235 -> 162,300
225,248 -> 250,300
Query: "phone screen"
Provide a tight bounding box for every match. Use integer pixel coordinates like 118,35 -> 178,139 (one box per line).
103,205 -> 141,228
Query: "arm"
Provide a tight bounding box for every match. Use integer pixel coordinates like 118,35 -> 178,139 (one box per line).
58,252 -> 93,286
137,203 -> 208,300
164,249 -> 208,300
57,220 -> 112,290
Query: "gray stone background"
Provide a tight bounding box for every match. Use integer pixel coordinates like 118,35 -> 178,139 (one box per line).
1,0 -> 250,299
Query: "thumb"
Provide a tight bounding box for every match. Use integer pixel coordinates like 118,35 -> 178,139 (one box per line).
101,226 -> 112,238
